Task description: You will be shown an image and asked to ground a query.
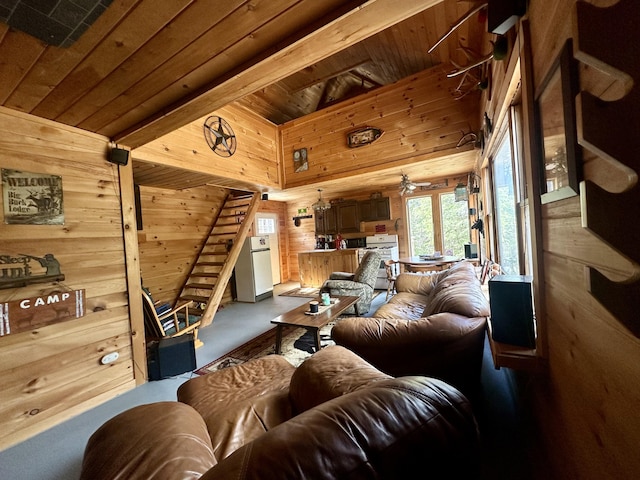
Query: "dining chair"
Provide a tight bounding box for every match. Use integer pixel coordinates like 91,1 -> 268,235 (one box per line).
384,259 -> 399,300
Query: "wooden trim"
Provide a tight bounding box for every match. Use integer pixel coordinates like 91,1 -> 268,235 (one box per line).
119,159 -> 148,384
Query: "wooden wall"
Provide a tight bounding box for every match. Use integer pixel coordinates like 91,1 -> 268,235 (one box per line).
0,107 -> 136,450
280,66 -> 480,187
137,184 -> 228,304
133,104 -> 280,190
483,2 -> 640,478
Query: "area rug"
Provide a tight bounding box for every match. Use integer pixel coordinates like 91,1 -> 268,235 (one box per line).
278,287 -> 321,298
194,322 -> 336,375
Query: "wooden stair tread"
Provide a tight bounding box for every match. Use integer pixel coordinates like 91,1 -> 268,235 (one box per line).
180,295 -> 210,303
185,283 -> 215,289
190,272 -> 220,277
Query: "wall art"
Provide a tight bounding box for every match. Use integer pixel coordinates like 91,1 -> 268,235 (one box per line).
2,169 -> 64,224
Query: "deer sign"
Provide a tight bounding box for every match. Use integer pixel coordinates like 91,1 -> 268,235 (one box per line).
26,190 -> 52,212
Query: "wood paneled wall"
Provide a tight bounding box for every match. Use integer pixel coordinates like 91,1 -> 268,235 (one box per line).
280,67 -> 480,187
0,107 -> 135,450
137,184 -> 228,304
133,104 -> 280,190
483,2 -> 640,478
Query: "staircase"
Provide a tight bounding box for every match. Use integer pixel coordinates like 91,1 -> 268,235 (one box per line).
176,190 -> 260,328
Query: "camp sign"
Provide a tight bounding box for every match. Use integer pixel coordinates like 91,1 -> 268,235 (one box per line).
0,289 -> 85,336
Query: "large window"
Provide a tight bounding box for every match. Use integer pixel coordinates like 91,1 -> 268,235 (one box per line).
407,192 -> 470,257
407,195 -> 434,255
485,106 -> 531,276
440,192 -> 471,258
492,131 -> 520,274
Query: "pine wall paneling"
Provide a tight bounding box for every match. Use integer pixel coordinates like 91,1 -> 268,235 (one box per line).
132,104 -> 280,191
137,184 -> 229,305
0,107 -> 135,450
480,2 -> 640,478
280,67 -> 481,188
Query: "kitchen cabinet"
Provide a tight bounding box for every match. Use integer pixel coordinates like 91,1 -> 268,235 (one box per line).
359,197 -> 390,222
298,249 -> 360,287
336,200 -> 360,233
314,208 -> 337,234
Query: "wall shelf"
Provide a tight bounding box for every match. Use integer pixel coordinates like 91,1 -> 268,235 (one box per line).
487,320 -> 540,371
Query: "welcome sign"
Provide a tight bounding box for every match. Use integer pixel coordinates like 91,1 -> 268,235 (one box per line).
0,289 -> 85,336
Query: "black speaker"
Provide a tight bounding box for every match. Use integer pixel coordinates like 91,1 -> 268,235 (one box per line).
488,275 -> 536,348
109,147 -> 129,166
147,334 -> 196,380
464,243 -> 478,259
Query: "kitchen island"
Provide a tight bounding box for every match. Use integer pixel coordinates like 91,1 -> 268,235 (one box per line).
298,248 -> 360,288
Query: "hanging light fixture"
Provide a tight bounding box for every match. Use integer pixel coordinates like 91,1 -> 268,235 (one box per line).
312,188 -> 331,211
454,182 -> 468,202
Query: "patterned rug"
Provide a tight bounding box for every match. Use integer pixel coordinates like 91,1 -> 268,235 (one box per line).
278,287 -> 321,298
194,322 -> 336,375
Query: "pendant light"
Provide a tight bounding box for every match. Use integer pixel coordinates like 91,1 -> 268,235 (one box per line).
312,188 -> 331,211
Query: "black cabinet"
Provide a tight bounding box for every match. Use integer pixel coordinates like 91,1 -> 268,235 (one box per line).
359,197 -> 390,222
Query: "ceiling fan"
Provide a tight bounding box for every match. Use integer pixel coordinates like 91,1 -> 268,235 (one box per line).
399,173 -> 431,196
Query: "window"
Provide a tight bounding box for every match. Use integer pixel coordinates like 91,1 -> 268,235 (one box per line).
491,129 -> 520,275
485,105 -> 533,276
256,217 -> 275,235
407,191 -> 470,257
407,195 -> 434,255
440,192 -> 471,258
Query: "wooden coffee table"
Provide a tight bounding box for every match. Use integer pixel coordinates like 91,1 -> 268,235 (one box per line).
270,295 -> 359,354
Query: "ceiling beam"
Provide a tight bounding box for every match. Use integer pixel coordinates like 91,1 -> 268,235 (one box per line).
114,0 -> 444,148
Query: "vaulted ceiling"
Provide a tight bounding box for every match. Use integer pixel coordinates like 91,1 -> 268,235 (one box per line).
0,0 -> 491,198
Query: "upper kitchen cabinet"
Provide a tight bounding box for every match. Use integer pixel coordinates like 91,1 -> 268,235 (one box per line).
336,200 -> 360,233
359,197 -> 390,222
315,208 -> 337,234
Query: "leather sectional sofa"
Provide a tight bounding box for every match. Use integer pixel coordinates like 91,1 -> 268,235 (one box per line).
80,345 -> 480,479
332,260 -> 490,400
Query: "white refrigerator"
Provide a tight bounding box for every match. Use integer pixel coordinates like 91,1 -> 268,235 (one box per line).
235,236 -> 274,302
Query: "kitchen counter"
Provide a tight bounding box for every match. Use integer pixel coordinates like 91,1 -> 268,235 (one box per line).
298,249 -> 360,288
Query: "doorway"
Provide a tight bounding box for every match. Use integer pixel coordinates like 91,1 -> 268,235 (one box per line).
255,212 -> 281,285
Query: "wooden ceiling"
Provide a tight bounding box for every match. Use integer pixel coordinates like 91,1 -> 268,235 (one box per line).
0,0 -> 489,199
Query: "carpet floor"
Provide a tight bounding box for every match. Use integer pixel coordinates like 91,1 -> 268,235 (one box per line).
194,322 -> 335,375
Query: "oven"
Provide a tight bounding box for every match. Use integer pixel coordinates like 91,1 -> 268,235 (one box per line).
358,234 -> 399,289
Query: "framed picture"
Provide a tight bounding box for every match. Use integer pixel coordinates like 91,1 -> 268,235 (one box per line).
535,39 -> 582,204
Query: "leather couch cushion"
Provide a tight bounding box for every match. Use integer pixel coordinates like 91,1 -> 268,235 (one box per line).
289,345 -> 391,413
200,377 -> 480,480
79,402 -> 215,480
423,281 -> 490,318
374,292 -> 427,320
394,271 -> 439,295
178,355 -> 295,460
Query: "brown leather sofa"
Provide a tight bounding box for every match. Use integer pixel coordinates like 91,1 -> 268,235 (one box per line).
331,261 -> 490,400
80,345 -> 480,479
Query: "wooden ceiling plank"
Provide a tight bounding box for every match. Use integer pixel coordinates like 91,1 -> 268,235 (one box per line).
0,30 -> 47,105
79,0 -> 360,136
56,0 -> 251,127
113,0 -> 445,148
30,0 -> 195,120
3,0 -> 139,114
78,0 -> 338,133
